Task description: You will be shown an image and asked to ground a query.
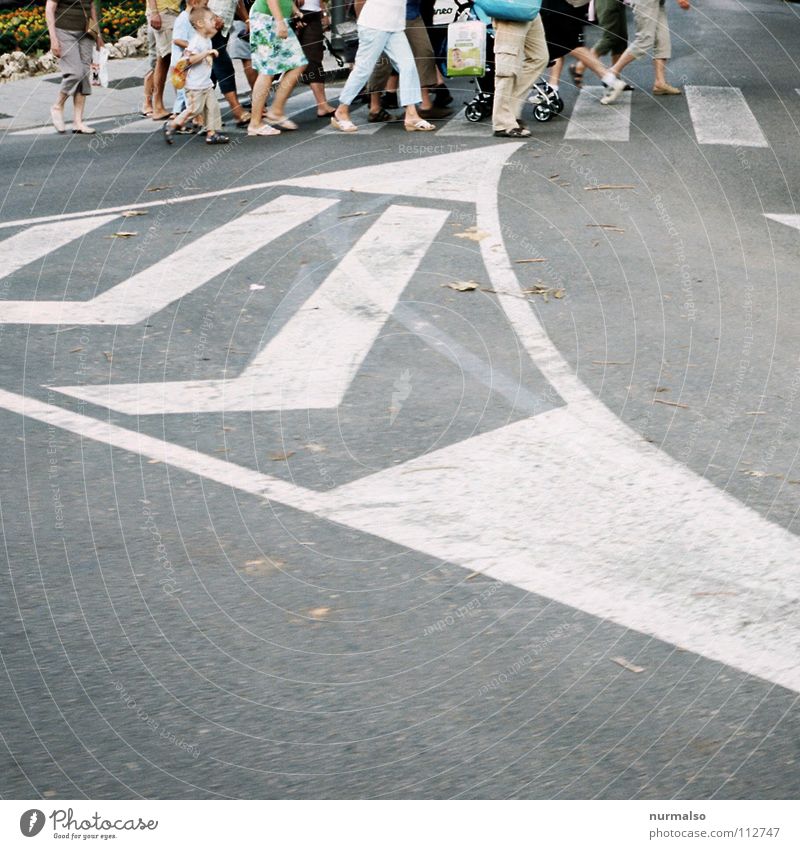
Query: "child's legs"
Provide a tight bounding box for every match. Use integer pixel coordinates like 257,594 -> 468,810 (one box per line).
383,31 -> 421,107
174,89 -> 202,126
202,90 -> 223,134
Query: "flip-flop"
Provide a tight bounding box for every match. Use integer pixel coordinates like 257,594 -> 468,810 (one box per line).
404,119 -> 435,132
316,109 -> 336,119
72,127 -> 97,134
266,113 -> 298,131
235,111 -> 252,127
330,116 -> 358,133
151,112 -> 172,122
247,124 -> 281,136
493,127 -> 531,138
368,108 -> 398,123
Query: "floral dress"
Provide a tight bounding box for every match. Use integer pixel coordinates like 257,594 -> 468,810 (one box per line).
250,10 -> 308,76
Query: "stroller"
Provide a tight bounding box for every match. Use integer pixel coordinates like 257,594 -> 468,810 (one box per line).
461,7 -> 564,123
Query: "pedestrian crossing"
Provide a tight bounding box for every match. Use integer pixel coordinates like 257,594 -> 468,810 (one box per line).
9,84 -> 780,147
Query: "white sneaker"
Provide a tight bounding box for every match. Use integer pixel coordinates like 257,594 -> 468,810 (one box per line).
600,77 -> 627,105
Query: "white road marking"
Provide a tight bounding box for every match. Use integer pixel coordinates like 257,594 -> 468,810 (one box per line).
564,86 -> 632,142
685,85 -> 769,147
0,144 -> 518,231
316,105 -> 385,135
436,108 -> 493,137
0,388 -> 317,510
3,144 -> 799,694
316,407 -> 800,694
280,143 -> 516,204
0,215 -> 119,282
52,205 -> 450,414
765,213 -> 800,231
0,195 -> 337,325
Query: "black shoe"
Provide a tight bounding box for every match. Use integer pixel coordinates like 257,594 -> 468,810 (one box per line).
432,84 -> 453,108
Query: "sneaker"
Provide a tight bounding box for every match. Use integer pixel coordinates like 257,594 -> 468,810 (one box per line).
600,77 -> 627,105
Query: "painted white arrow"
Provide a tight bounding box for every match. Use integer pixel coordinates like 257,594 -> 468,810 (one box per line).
0,195 -> 337,325
765,213 -> 800,231
53,204 -> 451,414
0,215 -> 120,282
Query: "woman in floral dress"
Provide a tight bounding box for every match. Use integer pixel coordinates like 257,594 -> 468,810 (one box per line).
247,0 -> 308,135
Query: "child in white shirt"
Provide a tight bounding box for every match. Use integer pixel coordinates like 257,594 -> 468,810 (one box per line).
163,7 -> 230,144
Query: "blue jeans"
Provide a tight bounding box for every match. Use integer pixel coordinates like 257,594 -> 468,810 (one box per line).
338,26 -> 421,107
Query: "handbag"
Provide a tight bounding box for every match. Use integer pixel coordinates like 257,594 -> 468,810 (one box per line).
473,0 -> 542,22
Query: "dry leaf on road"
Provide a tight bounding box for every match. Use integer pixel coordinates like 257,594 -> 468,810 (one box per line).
454,227 -> 490,242
269,451 -> 295,461
611,656 -> 645,674
442,280 -> 480,292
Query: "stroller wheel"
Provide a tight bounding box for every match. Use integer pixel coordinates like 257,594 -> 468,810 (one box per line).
465,102 -> 484,123
553,94 -> 565,114
532,103 -> 553,122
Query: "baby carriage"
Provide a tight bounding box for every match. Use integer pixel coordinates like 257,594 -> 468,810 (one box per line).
461,2 -> 564,123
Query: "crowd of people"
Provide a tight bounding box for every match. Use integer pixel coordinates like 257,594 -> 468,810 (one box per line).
43,0 -> 689,142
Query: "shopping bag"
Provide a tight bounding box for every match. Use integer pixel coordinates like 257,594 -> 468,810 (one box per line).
91,46 -> 109,87
446,20 -> 486,78
171,57 -> 189,90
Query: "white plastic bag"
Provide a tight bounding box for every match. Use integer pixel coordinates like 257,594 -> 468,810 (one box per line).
91,46 -> 109,88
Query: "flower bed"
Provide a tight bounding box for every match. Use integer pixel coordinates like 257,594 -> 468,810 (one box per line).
0,2 -> 145,55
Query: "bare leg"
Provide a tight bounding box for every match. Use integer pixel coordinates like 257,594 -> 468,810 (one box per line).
548,57 -> 563,89
142,69 -> 154,114
269,67 -> 305,118
152,55 -> 171,118
310,81 -> 335,115
653,57 -> 667,87
222,90 -> 248,121
569,46 -> 617,81
73,92 -> 88,129
242,60 -> 258,91
248,73 -> 273,129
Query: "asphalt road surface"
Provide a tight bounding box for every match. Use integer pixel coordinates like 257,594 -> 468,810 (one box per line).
1,0 -> 799,799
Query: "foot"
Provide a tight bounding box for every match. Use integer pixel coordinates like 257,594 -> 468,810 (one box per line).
653,82 -> 682,96
600,77 -> 627,105
247,123 -> 281,136
331,115 -> 358,133
152,111 -> 172,121
72,124 -> 96,134
50,105 -> 66,133
568,63 -> 584,88
163,121 -> 175,144
368,108 -> 399,123
266,113 -> 298,130
316,105 -> 336,118
404,118 -> 436,132
205,132 -> 230,144
417,106 -> 454,119
235,111 -> 252,126
493,126 -> 531,138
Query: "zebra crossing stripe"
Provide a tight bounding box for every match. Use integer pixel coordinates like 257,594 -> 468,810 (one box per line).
0,215 -> 119,282
52,204 -> 451,414
685,85 -> 769,147
564,86 -> 632,142
0,195 -> 337,326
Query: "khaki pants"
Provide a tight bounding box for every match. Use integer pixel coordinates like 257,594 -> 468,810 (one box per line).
629,0 -> 671,60
181,88 -> 222,133
492,17 -> 549,133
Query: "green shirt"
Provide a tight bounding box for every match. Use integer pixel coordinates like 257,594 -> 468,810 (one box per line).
252,0 -> 294,18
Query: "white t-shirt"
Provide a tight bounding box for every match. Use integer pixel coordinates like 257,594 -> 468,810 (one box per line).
303,0 -> 322,11
185,33 -> 214,90
357,0 -> 406,32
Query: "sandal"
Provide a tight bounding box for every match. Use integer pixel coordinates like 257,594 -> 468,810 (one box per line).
568,63 -> 584,88
247,123 -> 281,136
316,107 -> 336,118
266,113 -> 298,130
404,118 -> 435,132
493,127 -> 531,138
72,126 -> 97,135
368,108 -> 398,123
330,116 -> 358,133
163,121 -> 175,145
205,132 -> 230,145
235,111 -> 252,127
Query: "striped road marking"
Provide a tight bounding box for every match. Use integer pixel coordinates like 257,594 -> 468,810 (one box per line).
564,86 -> 632,142
53,205 -> 451,414
0,195 -> 337,325
685,85 -> 769,147
0,215 -> 119,282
